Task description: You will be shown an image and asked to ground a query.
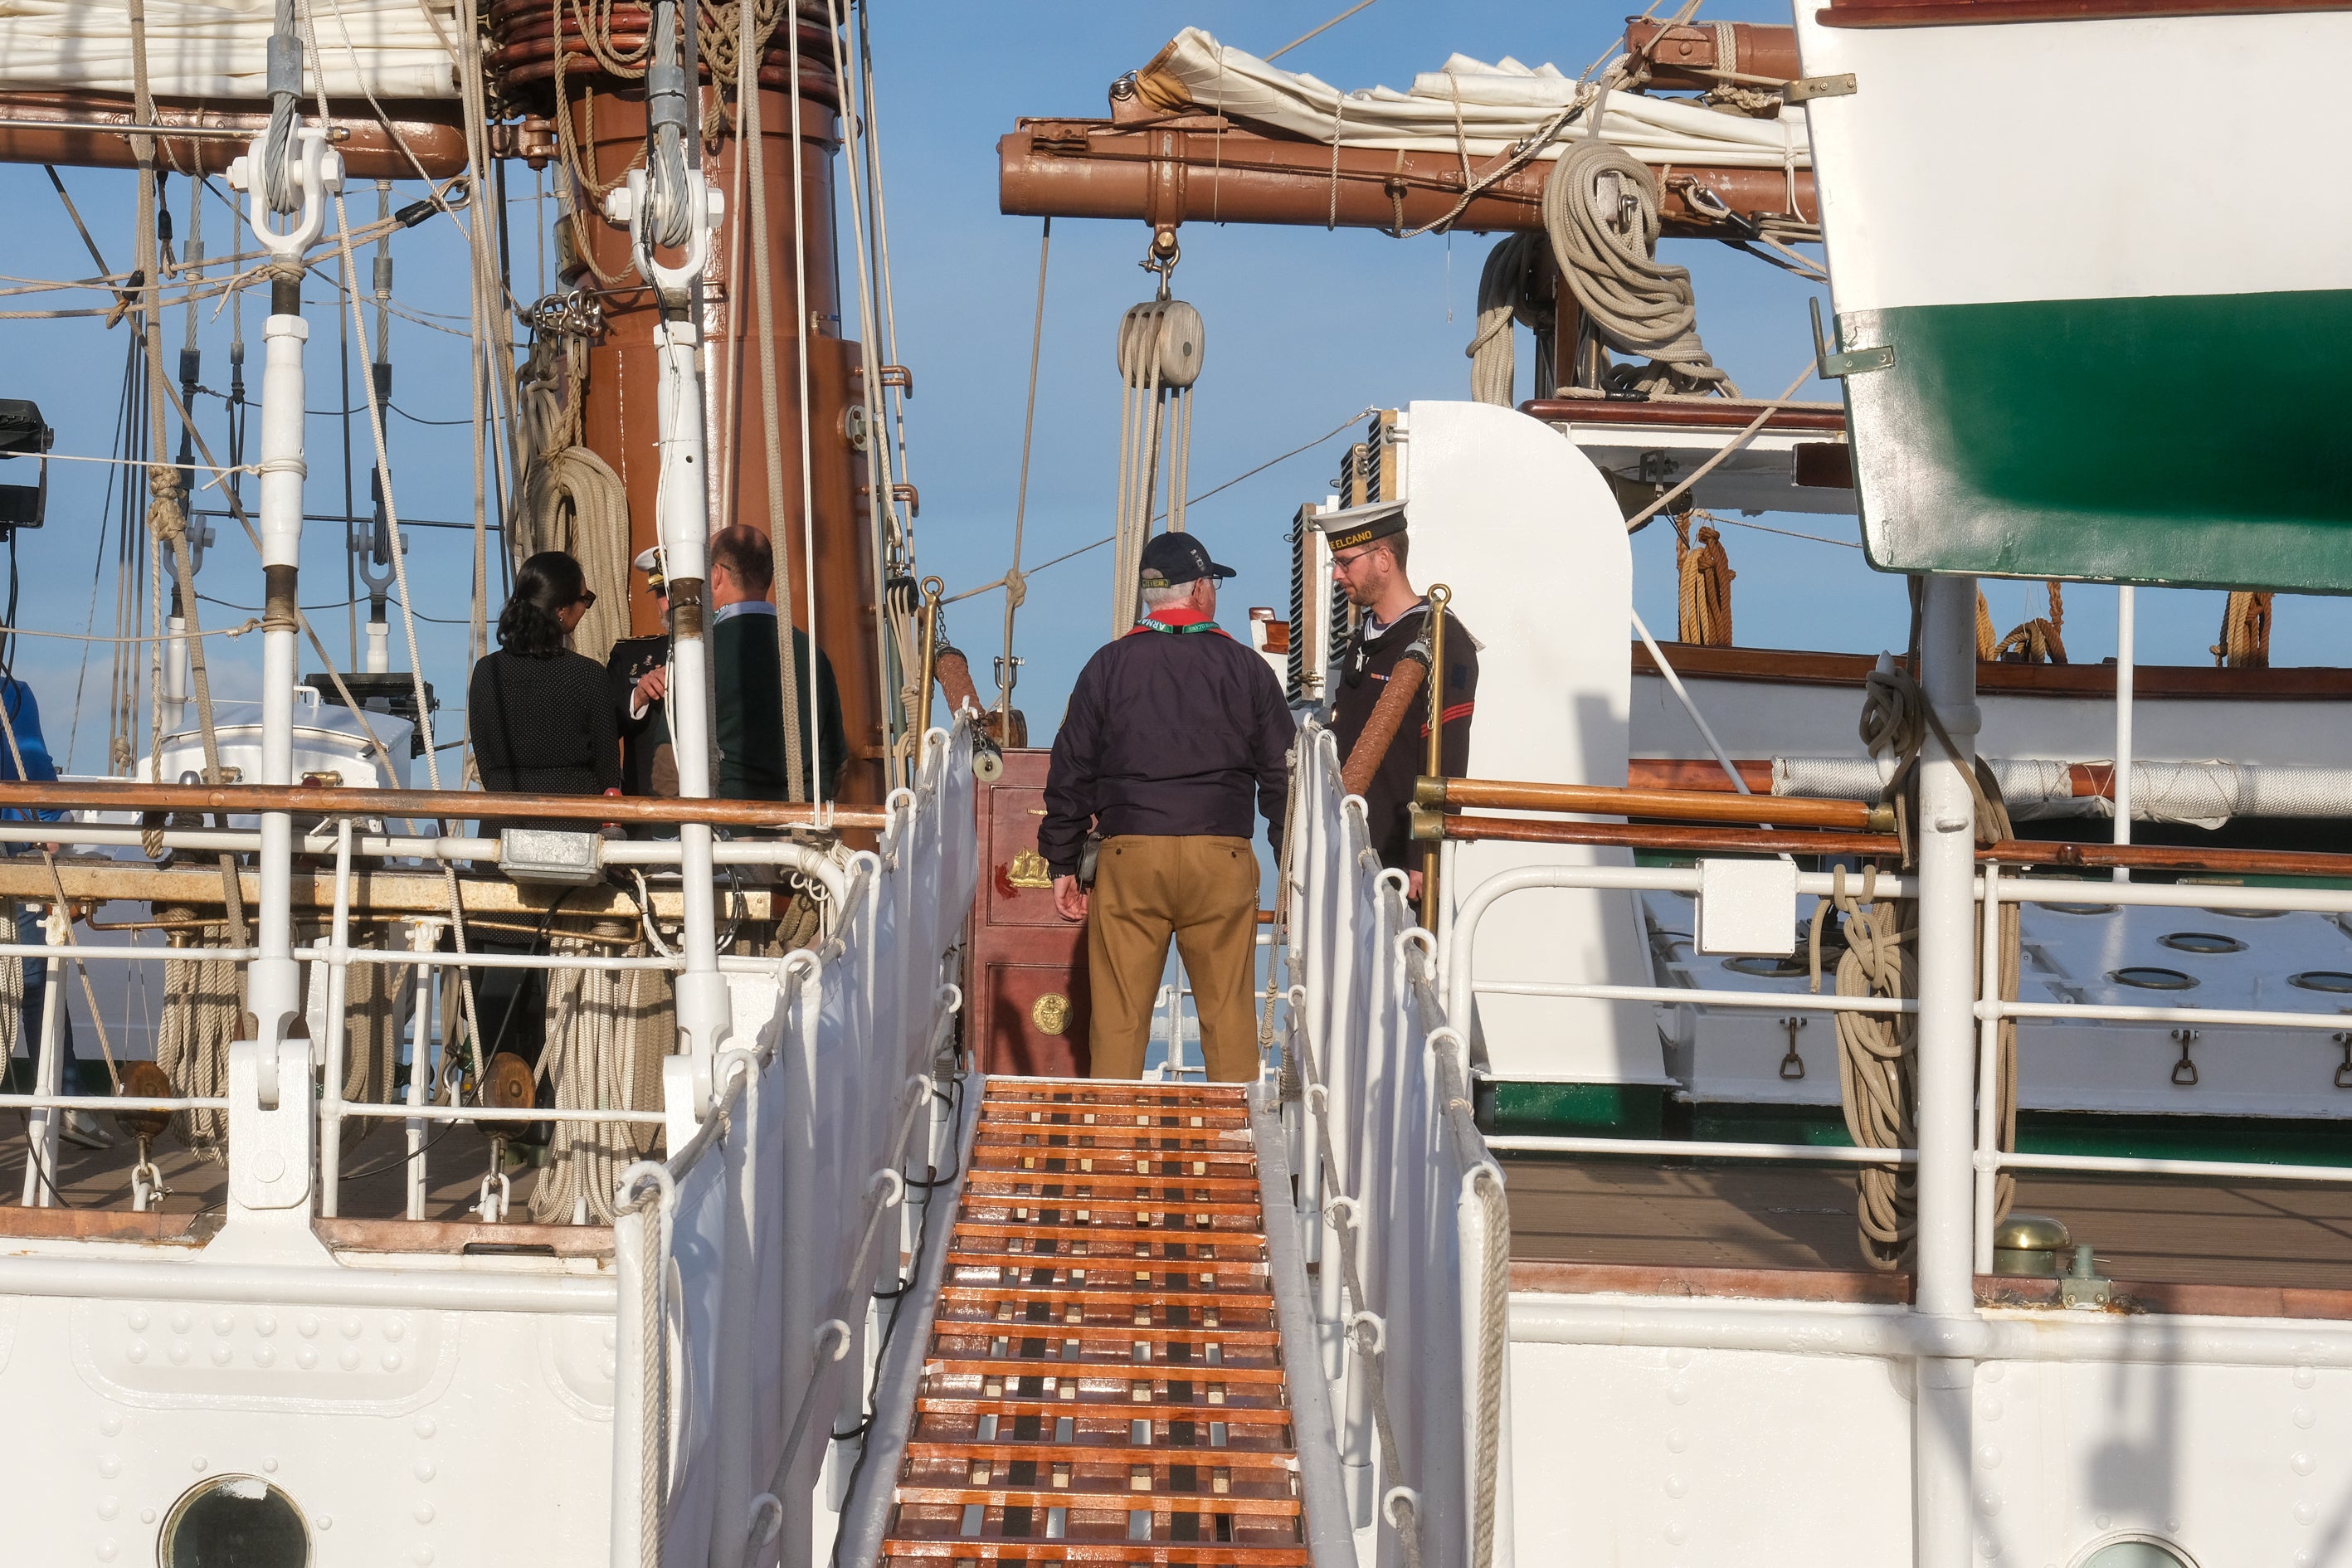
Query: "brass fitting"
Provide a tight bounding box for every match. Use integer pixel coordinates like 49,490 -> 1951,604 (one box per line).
1411,774 -> 1449,810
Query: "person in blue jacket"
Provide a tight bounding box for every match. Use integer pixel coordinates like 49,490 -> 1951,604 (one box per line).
0,677 -> 108,1149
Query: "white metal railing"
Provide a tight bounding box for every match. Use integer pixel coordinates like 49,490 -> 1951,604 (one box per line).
1441,852 -> 2352,1264
0,725 -> 979,1564
1281,721 -> 1512,1568
607,723 -> 976,1566
2,808 -> 858,1215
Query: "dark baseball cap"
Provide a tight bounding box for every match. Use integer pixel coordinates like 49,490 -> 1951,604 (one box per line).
1138,531 -> 1237,589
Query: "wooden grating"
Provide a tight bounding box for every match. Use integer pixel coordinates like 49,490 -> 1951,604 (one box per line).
878,1079 -> 1312,1566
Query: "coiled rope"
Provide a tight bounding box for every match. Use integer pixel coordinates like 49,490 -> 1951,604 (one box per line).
529,925 -> 672,1224
1672,513 -> 1734,646
1466,231 -> 1550,407
514,327 -> 631,665
2214,590 -> 2273,669
1539,124 -> 1736,399
1819,660 -> 2020,1268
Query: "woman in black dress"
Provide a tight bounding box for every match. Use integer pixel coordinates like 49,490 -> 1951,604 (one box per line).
466,551 -> 621,1087
469,550 -> 621,809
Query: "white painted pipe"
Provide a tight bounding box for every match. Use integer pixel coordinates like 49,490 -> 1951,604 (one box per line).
608,1199 -> 652,1566
1987,1147 -> 2352,1185
1476,978 -> 1913,1015
249,309 -> 309,1071
650,312 -> 729,1111
1912,580 -> 1980,1568
2113,583 -> 2135,882
163,612 -> 190,728
18,903 -> 66,1208
401,917 -> 437,1221
1509,1294 -> 2352,1370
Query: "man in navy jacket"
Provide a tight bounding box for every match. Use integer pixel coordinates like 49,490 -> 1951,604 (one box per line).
1039,533 -> 1292,1082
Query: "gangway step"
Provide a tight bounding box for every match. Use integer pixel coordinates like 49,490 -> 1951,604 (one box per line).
876,1078 -> 1313,1566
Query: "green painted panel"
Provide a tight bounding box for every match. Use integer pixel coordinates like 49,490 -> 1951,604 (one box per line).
1481,1080 -> 1664,1137
1843,290 -> 2352,592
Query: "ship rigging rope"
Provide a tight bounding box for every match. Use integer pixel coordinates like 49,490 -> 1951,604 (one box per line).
747,0 -> 811,800
826,0 -> 913,786
300,0 -> 489,1083
1979,582 -> 2067,665
995,218 -> 1050,723
1619,361 -> 1812,533
129,0 -> 255,979
1819,659 -> 2020,1268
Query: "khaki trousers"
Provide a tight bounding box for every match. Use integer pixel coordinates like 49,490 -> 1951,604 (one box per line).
1086,835 -> 1261,1083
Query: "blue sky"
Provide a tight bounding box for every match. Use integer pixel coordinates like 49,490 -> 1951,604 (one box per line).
2,0 -> 2343,774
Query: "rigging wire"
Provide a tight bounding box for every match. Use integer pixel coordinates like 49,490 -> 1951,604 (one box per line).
943,406 -> 1374,606
1264,0 -> 1383,62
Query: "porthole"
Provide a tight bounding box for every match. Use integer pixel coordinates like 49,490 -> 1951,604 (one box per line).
2157,933 -> 2246,956
2109,967 -> 2195,991
2071,1535 -> 2199,1568
2289,971 -> 2352,995
160,1475 -> 310,1568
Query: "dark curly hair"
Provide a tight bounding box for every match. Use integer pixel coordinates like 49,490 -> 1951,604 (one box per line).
498,551 -> 587,657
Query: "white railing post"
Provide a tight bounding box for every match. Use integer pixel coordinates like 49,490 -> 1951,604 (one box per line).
19,901 -> 66,1206
402,917 -> 441,1222
319,817 -> 354,1218
1972,860 -> 2004,1274
1913,574 -> 1981,1568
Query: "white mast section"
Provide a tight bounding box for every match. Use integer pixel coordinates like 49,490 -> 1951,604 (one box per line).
603,0 -> 728,1107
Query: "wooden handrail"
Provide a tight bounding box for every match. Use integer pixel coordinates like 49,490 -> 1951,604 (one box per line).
0,779 -> 888,831
1415,809 -> 1903,859
1414,773 -> 1892,833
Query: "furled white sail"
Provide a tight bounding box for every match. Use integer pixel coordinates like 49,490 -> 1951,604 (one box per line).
0,0 -> 459,100
1136,27 -> 1807,170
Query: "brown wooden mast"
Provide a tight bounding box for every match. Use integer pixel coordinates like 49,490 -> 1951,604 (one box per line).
489,0 -> 889,804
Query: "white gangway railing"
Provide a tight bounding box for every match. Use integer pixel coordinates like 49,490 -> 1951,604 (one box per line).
1281,720 -> 1513,1568
606,722 -> 978,1567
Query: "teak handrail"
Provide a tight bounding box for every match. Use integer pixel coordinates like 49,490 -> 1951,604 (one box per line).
1414,773 -> 1893,832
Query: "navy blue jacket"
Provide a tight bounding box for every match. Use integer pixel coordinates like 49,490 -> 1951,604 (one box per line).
1039,613 -> 1293,878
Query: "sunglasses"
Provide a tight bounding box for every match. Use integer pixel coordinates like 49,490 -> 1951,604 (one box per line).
576,590 -> 598,610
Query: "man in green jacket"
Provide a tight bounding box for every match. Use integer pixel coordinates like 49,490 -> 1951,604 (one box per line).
707,524 -> 848,801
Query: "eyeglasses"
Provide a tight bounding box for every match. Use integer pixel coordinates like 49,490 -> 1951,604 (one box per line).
576,590 -> 597,610
1331,547 -> 1378,572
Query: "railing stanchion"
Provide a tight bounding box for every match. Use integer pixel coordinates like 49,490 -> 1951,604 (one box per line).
401,915 -> 440,1221
1973,861 -> 2004,1274
319,817 -> 355,1219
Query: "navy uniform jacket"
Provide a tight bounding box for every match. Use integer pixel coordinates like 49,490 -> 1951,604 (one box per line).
1038,609 -> 1293,879
1330,602 -> 1477,870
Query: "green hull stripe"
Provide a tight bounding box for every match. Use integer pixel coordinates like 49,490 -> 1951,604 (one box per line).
1844,289 -> 2352,592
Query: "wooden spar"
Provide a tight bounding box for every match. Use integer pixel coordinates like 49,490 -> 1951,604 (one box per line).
1623,21 -> 1804,88
0,90 -> 469,178
996,122 -> 1816,237
1415,811 -> 1905,859
1415,773 -> 1892,832
0,777 -> 885,830
488,1 -> 891,805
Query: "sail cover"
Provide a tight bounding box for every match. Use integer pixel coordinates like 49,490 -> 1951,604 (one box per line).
0,0 -> 459,100
1134,27 -> 1809,171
